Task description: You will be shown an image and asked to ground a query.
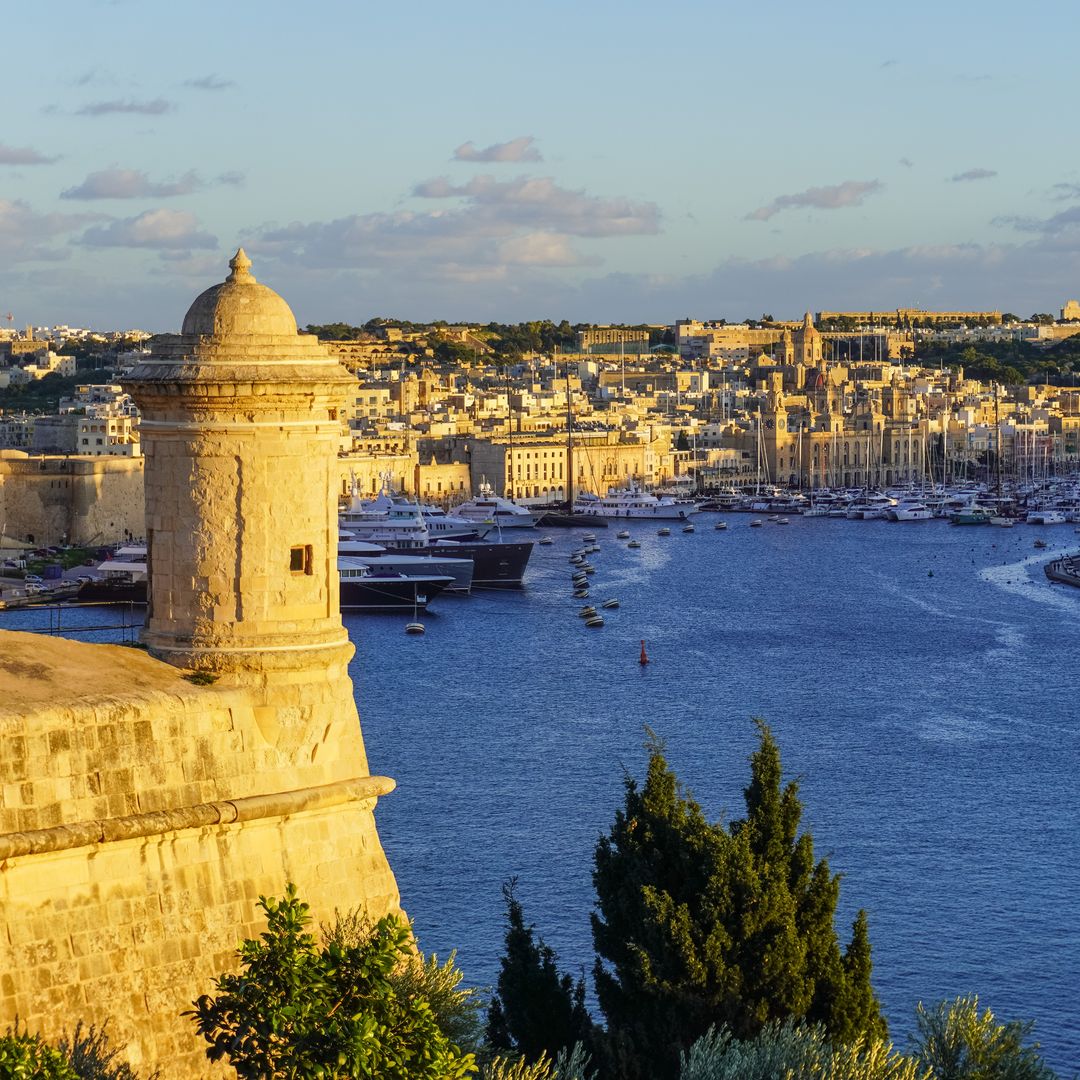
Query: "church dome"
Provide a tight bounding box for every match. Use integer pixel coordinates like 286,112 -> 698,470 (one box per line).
181,249 -> 298,338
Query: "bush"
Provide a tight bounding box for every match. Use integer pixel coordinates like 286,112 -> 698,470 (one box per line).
911,996 -> 1056,1080
679,1021 -> 924,1080
189,884 -> 476,1079
0,1023 -> 78,1080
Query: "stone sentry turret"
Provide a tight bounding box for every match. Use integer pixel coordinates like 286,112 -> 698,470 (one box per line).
0,253 -> 399,1076
126,249 -> 351,678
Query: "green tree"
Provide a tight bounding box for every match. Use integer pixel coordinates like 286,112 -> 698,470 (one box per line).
188,884 -> 476,1079
487,880 -> 594,1065
911,996 -> 1056,1080
676,430 -> 691,452
0,1023 -> 78,1080
591,724 -> 884,1079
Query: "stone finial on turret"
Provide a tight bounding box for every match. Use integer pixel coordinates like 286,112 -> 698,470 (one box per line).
227,247 -> 254,284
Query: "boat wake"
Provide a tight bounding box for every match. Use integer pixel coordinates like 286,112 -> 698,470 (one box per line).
979,554 -> 1080,613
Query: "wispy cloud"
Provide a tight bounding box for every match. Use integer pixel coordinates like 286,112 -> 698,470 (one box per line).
899,157 -> 914,168
0,143 -> 59,166
453,136 -> 542,163
61,168 -> 202,200
747,180 -> 884,222
0,198 -> 99,262
950,168 -> 997,183
1049,182 -> 1080,202
995,205 -> 1080,238
184,74 -> 235,91
412,174 -> 659,237
80,209 -> 216,249
250,173 -> 658,284
77,97 -> 174,116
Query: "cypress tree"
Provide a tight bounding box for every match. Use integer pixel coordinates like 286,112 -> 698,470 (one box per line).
591,723 -> 885,1079
487,879 -> 593,1064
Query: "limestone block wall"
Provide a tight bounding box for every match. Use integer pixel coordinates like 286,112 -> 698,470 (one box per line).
0,455 -> 145,546
0,632 -> 400,1076
0,799 -> 398,1076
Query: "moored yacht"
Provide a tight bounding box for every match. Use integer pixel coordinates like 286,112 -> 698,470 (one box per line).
454,481 -> 537,530
573,479 -> 699,520
337,558 -> 454,612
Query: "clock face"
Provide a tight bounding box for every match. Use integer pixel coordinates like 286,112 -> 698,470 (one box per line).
766,419 -> 774,429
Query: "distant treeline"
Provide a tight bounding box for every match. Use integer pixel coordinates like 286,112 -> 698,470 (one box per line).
303,319 -> 675,364
915,335 -> 1080,386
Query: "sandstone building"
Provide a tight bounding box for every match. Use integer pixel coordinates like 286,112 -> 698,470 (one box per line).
0,252 -> 400,1075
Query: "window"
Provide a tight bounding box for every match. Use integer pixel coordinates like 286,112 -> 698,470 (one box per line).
290,545 -> 313,575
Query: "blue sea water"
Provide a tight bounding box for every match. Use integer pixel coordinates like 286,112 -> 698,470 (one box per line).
3,519 -> 1077,1071
349,517 -> 1080,1073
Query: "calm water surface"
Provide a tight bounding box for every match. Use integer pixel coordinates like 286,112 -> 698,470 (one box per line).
4,519 -> 1076,1070
349,516 -> 1079,1072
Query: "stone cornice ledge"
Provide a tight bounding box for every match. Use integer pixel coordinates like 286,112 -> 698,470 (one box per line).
0,776 -> 395,860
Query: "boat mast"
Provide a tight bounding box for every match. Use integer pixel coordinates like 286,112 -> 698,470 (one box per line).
994,382 -> 1002,496
562,346 -> 574,510
505,365 -> 515,501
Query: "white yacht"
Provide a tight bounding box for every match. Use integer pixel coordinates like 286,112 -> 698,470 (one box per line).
338,533 -> 474,593
572,480 -> 699,520
454,482 -> 536,530
845,494 -> 897,520
888,498 -> 935,522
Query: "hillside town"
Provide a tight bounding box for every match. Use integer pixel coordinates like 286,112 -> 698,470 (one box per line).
2,305 -> 1080,547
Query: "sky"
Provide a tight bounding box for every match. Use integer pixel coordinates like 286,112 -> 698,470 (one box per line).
3,0 -> 1080,331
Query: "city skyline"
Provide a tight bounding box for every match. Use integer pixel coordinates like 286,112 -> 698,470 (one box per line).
3,0 -> 1079,330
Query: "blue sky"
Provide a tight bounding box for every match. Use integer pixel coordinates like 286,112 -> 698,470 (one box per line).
3,0 -> 1079,330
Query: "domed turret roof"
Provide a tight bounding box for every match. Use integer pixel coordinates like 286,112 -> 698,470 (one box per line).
181,249 -> 298,339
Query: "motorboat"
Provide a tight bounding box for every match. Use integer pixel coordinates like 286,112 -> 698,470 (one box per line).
454,481 -> 537,530
1025,509 -> 1068,526
845,494 -> 897,520
658,527 -> 671,536
572,479 -> 699,520
889,500 -> 935,522
949,506 -> 994,526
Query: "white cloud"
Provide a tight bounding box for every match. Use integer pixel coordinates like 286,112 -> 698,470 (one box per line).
453,136 -> 542,163
61,168 -> 202,199
747,180 -> 884,221
250,174 -> 659,290
79,209 -> 216,250
0,143 -> 58,166
412,174 -> 660,238
0,199 -> 96,262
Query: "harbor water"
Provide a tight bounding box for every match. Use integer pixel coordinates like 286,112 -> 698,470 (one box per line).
3,518 -> 1077,1070
351,517 -> 1079,1072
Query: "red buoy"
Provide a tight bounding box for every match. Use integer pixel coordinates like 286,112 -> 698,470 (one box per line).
639,640 -> 649,666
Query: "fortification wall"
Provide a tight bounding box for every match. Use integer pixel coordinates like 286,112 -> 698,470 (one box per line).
0,632 -> 400,1076
0,455 -> 144,545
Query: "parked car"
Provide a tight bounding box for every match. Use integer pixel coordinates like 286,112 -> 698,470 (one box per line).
24,574 -> 44,584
